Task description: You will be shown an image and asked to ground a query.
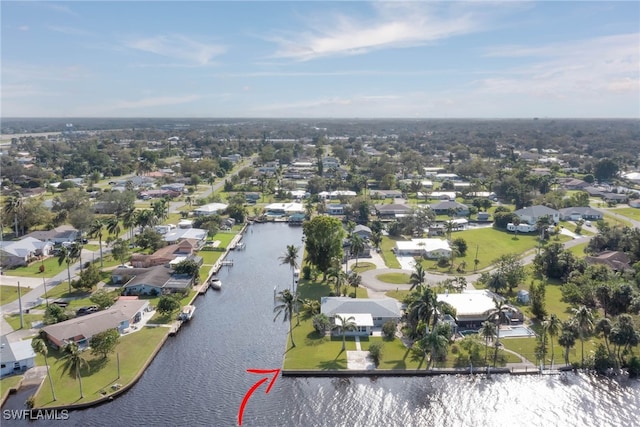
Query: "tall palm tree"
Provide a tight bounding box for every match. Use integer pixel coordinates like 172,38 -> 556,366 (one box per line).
106,215 -> 121,238
273,289 -> 298,346
88,219 -> 106,268
4,191 -> 23,236
409,262 -> 426,290
121,207 -> 137,244
444,220 -> 455,241
57,243 -> 80,294
370,231 -> 382,253
59,342 -> 89,399
478,320 -> 496,365
278,245 -> 300,291
349,234 -> 365,267
535,215 -> 551,241
544,314 -> 562,368
571,305 -> 594,366
408,286 -> 439,335
558,328 -> 576,366
423,328 -> 448,369
595,317 -> 613,361
334,314 -> 357,351
135,209 -> 158,232
31,338 -> 56,401
488,298 -> 510,367
347,271 -> 362,298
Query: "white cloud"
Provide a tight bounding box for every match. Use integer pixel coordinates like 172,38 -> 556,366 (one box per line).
47,26 -> 92,37
124,34 -> 226,66
267,3 -> 491,61
110,95 -> 201,110
476,33 -> 640,98
18,25 -> 29,31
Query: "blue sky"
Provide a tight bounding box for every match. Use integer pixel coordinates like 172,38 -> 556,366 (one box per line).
2,1 -> 639,118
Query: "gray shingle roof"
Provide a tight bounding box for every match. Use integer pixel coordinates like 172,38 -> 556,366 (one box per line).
321,297 -> 401,318
513,205 -> 560,217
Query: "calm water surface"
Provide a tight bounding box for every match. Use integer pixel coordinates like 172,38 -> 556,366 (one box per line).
4,223 -> 639,426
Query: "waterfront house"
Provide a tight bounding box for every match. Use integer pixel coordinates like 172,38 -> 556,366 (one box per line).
130,240 -> 197,268
163,228 -> 207,246
0,335 -> 35,378
437,290 -> 522,328
41,298 -> 149,349
113,265 -> 195,295
558,207 -> 604,221
321,297 -> 402,336
512,205 -> 560,225
193,203 -> 228,216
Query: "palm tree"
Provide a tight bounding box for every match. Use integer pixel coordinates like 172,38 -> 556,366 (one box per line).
370,231 -> 382,253
121,207 -> 137,244
488,298 -> 510,367
106,215 -> 121,238
273,289 -> 298,346
349,234 -> 365,267
135,209 -> 158,232
478,320 -> 496,365
59,342 -> 89,399
334,314 -> 357,351
571,305 -> 594,366
57,243 -> 80,294
444,220 -> 455,241
347,271 -> 362,297
409,262 -> 426,290
88,219 -> 106,268
544,314 -> 562,368
4,191 -> 23,236
595,317 -> 613,361
423,329 -> 448,369
31,338 -> 56,401
278,245 -> 300,291
536,215 -> 552,241
408,286 -> 438,335
558,328 -> 576,366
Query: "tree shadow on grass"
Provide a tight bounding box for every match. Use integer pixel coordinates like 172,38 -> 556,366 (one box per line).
87,357 -> 108,374
305,331 -> 330,346
318,359 -> 346,370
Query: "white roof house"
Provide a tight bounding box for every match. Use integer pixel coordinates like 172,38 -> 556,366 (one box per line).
193,203 -> 228,216
437,290 -> 500,326
264,202 -> 305,214
0,237 -> 53,267
0,335 -> 36,377
396,238 -> 452,259
163,228 -> 207,244
429,192 -> 457,201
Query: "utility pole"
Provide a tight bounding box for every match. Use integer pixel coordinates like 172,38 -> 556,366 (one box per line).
42,277 -> 49,308
17,281 -> 24,329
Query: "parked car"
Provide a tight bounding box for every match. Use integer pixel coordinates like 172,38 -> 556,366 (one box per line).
76,305 -> 99,316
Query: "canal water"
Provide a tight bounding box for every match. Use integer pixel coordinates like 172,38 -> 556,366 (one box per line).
3,223 -> 640,426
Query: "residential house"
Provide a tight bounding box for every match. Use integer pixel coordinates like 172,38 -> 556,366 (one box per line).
264,202 -> 305,216
430,201 -> 469,216
245,193 -> 261,203
326,204 -> 346,216
512,205 -> 560,225
193,203 -> 228,216
585,251 -> 631,272
369,189 -> 403,199
25,225 -> 79,244
41,298 -> 149,349
320,297 -> 402,336
0,335 -> 35,377
434,173 -> 460,181
138,189 -> 181,200
559,207 -> 604,221
559,178 -> 588,190
130,240 -> 197,268
0,237 -> 53,267
113,265 -> 196,295
602,193 -> 628,204
353,225 -> 372,240
163,228 -> 207,246
437,290 -> 522,328
429,192 -> 457,201
374,203 -> 412,220
583,186 -> 605,197
395,238 -> 452,259
477,212 -> 491,221
160,183 -> 186,193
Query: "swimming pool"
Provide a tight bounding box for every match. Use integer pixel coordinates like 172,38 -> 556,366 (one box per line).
498,325 -> 536,337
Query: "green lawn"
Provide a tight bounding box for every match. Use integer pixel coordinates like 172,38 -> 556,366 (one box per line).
3,257 -> 69,278
606,207 -> 640,222
422,228 -> 570,273
376,272 -> 411,284
380,236 -> 402,269
350,262 -> 376,274
0,375 -> 23,399
567,242 -> 588,258
0,284 -> 33,305
43,282 -> 92,300
603,212 -> 633,227
501,336 -> 598,367
198,251 -> 224,265
4,313 -> 44,330
35,326 -> 168,407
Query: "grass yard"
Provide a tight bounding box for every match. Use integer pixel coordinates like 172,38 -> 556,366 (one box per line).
148,290 -> 197,324
0,284 -> 33,305
350,262 -> 376,274
500,336 -> 598,367
422,228 -> 570,273
376,273 -> 411,285
0,375 -> 23,398
385,289 -> 410,302
567,242 -> 588,258
380,236 -> 402,269
44,282 -> 92,300
603,212 -> 633,228
606,207 -> 640,222
35,326 -> 168,407
4,313 -> 44,330
3,257 -> 69,278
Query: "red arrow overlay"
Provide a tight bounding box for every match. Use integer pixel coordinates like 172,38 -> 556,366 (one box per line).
237,368 -> 281,426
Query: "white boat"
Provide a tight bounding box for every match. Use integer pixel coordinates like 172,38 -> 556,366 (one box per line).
179,305 -> 196,321
210,278 -> 222,290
